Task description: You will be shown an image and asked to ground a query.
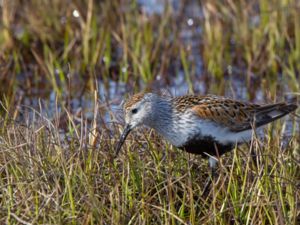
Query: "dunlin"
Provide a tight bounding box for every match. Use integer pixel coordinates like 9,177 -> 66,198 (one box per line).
115,92 -> 297,169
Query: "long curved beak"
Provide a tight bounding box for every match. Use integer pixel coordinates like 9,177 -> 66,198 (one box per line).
115,124 -> 132,158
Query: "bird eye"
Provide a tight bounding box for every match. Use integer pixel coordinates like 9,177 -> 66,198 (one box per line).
131,108 -> 138,114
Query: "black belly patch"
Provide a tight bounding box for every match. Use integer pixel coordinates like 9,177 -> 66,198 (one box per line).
178,136 -> 235,157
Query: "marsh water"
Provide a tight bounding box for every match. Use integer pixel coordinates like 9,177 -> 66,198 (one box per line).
5,0 -> 299,135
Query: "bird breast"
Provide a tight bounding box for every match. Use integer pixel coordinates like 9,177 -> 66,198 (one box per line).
152,111 -> 253,147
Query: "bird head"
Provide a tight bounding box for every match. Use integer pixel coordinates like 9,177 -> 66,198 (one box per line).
115,93 -> 156,157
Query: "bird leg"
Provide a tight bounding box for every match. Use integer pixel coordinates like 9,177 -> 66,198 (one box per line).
209,156 -> 218,178
202,156 -> 218,196
250,146 -> 258,168
202,143 -> 220,196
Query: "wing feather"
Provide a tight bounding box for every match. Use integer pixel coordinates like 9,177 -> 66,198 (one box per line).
173,95 -> 297,132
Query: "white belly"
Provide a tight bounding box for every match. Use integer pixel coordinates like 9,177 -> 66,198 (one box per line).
155,114 -> 253,147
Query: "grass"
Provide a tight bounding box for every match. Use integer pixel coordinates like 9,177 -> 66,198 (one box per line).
0,0 -> 300,224
0,103 -> 299,224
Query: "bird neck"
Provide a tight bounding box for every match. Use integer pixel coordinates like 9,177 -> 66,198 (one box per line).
145,97 -> 185,146
145,97 -> 173,128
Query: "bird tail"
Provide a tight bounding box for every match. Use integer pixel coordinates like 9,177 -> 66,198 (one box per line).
254,102 -> 297,128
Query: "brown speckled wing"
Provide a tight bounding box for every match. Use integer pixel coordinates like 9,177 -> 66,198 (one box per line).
174,95 -> 296,132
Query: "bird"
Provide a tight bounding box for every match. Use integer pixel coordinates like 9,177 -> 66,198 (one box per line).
115,92 -> 297,171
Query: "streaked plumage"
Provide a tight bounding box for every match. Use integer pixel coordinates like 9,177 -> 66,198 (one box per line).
115,92 -> 297,162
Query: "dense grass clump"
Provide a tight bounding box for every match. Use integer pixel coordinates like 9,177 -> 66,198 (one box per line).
0,102 -> 299,224
0,0 -> 300,224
